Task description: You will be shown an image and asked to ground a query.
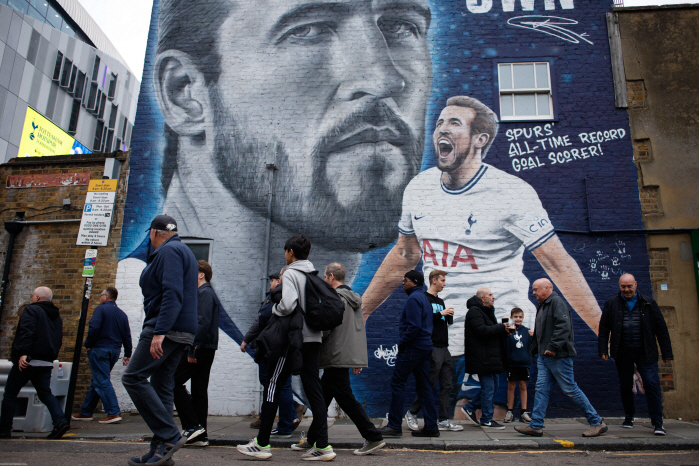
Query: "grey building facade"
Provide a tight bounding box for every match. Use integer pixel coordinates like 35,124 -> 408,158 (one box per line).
0,0 -> 138,162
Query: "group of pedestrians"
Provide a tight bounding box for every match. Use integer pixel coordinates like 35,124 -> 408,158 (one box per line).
0,212 -> 675,464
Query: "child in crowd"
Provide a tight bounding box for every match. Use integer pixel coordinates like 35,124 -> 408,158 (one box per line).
504,308 -> 533,423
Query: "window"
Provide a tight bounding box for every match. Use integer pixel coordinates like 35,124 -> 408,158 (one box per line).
181,238 -> 214,263
52,51 -> 63,82
498,62 -> 553,120
59,59 -> 72,88
74,71 -> 86,100
108,105 -> 118,129
68,99 -> 80,134
107,73 -> 118,100
91,56 -> 101,82
93,120 -> 104,151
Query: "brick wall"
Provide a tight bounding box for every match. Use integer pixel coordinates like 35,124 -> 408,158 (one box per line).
0,152 -> 130,410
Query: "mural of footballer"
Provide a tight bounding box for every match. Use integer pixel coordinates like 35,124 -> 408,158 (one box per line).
362,96 -> 602,361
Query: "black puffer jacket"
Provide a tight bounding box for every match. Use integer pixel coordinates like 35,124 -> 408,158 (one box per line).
254,305 -> 304,375
599,292 -> 673,362
463,296 -> 508,375
11,301 -> 62,364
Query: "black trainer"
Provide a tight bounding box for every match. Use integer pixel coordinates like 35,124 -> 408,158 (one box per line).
460,407 -> 479,426
46,420 -> 70,439
480,420 -> 506,430
185,434 -> 209,447
378,425 -> 403,437
411,429 -> 440,437
654,424 -> 666,436
622,417 -> 634,429
183,425 -> 206,442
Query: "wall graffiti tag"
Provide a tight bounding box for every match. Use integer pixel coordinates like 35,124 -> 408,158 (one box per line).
507,16 -> 593,44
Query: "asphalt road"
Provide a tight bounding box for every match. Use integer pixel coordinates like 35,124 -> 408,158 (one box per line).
0,439 -> 697,466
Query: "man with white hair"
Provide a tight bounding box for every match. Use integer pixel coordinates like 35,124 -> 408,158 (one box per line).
0,287 -> 68,440
515,279 -> 606,438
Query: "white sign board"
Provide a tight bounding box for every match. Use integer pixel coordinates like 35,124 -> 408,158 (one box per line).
77,180 -> 117,246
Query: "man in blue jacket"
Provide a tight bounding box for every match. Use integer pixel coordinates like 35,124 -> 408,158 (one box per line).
72,286 -> 132,424
378,270 -> 439,438
122,215 -> 198,466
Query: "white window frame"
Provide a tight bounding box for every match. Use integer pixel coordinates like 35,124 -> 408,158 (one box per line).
498,62 -> 554,121
180,237 -> 214,266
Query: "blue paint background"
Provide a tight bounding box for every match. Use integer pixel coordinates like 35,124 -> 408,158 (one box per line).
122,0 -> 652,418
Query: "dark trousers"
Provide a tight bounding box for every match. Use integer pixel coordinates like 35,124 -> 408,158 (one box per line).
122,329 -> 186,443
258,361 -> 296,434
409,346 -> 452,421
387,346 -> 438,431
615,351 -> 664,426
0,364 -> 65,433
173,348 -> 216,431
321,368 -> 382,442
258,343 -> 327,448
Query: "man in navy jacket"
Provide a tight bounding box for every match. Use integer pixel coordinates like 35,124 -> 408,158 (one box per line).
379,270 -> 439,438
72,287 -> 132,424
122,215 -> 198,466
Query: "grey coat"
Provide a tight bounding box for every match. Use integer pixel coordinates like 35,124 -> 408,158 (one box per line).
531,291 -> 577,358
319,285 -> 368,369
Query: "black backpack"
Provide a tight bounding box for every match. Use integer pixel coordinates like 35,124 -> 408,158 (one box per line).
300,271 -> 344,331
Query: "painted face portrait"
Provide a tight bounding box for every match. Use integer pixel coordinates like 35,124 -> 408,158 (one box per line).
157,0 -> 432,251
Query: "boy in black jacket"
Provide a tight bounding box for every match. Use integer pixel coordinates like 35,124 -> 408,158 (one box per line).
503,308 -> 533,423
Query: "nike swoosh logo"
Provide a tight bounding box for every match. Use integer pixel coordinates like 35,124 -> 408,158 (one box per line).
414,215 -> 425,220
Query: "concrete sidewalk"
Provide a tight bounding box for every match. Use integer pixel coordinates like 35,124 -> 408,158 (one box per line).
14,415 -> 699,451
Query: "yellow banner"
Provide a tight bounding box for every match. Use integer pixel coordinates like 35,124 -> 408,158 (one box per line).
88,180 -> 118,191
17,107 -> 90,158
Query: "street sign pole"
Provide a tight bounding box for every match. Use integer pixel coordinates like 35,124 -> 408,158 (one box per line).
64,248 -> 97,424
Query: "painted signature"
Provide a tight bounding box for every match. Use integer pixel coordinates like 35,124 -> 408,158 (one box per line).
507,16 -> 593,45
374,344 -> 398,367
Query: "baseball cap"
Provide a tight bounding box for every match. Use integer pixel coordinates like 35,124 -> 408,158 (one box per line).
268,273 -> 280,280
146,214 -> 178,232
404,270 -> 424,287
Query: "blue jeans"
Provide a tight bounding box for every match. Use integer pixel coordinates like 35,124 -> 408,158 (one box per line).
465,373 -> 499,424
0,364 -> 65,433
122,328 -> 185,442
530,356 -> 602,429
615,351 -> 663,426
387,346 -> 437,431
258,361 -> 296,434
81,347 -> 121,416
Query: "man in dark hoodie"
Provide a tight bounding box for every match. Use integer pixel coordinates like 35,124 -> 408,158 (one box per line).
0,287 -> 68,440
320,262 -> 385,455
378,270 -> 439,439
122,215 -> 198,466
461,288 -> 510,430
173,260 -> 220,446
72,286 -> 132,424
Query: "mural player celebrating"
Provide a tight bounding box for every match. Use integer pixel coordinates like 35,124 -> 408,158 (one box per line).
363,96 -> 602,358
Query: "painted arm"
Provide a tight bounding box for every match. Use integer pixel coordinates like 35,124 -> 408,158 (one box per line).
362,233 -> 422,322
532,234 -> 601,335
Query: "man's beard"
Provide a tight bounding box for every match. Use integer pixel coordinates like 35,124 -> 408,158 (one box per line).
210,88 -> 424,252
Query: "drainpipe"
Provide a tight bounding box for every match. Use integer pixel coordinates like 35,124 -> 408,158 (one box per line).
261,163 -> 277,303
0,215 -> 25,318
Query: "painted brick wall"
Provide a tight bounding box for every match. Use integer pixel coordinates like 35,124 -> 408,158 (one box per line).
0,152 -> 130,411
118,0 -> 653,419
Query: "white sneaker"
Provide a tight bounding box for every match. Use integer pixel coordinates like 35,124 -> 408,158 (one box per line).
404,411 -> 419,431
504,410 -> 514,423
236,438 -> 272,459
301,444 -> 336,461
291,432 -> 313,451
437,420 -> 464,431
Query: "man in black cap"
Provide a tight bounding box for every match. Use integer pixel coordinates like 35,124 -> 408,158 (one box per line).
122,214 -> 198,466
173,260 -> 220,446
241,268 -> 300,437
379,270 -> 439,438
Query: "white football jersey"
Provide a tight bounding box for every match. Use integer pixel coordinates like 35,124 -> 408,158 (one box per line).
398,164 -> 555,356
